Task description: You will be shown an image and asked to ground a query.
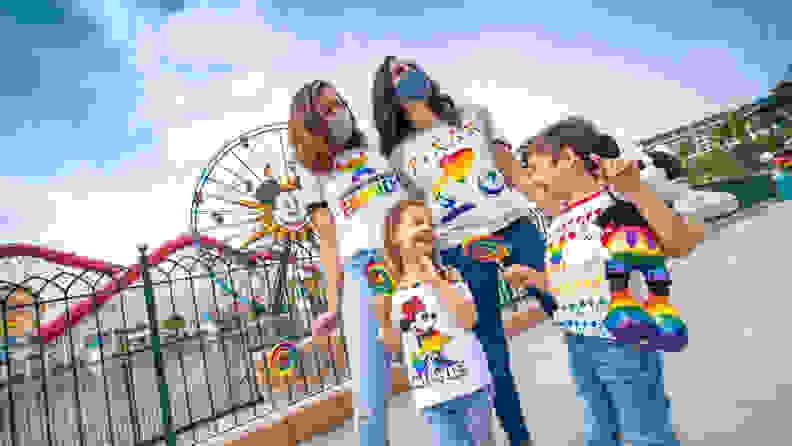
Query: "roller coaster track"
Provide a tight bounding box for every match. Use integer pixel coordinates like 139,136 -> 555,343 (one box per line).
0,235 -> 318,345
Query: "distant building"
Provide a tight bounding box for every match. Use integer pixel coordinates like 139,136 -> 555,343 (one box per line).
637,66 -> 792,158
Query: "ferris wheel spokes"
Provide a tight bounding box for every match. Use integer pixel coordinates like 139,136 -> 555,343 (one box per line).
203,174 -> 255,199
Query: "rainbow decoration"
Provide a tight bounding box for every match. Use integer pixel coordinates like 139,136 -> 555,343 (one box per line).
601,225 -> 664,258
410,352 -> 429,376
352,167 -> 376,182
365,261 -> 396,296
268,342 -> 300,377
335,152 -> 368,172
547,239 -> 565,265
432,148 -> 475,196
462,234 -> 510,262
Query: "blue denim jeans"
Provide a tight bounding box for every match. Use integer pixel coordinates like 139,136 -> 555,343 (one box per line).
342,249 -> 391,446
423,387 -> 493,446
440,219 -> 551,445
566,335 -> 679,446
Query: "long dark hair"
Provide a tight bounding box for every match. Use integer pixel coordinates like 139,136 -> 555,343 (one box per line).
372,57 -> 460,159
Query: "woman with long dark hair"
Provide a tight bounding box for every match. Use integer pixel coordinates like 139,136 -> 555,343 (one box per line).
290,80 -> 405,446
372,57 -> 557,446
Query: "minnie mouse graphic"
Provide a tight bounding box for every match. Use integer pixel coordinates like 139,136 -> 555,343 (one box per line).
399,295 -> 456,381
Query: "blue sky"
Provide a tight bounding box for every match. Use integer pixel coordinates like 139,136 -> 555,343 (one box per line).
1,0 -> 791,262
1,0 -> 789,180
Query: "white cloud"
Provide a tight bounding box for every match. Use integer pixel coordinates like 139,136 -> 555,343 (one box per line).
462,83 -> 570,146
7,5 -> 730,275
231,72 -> 268,98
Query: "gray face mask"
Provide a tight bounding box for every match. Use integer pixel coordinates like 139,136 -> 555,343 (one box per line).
326,107 -> 354,146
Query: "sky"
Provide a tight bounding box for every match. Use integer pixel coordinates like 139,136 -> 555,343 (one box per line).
1,0 -> 790,266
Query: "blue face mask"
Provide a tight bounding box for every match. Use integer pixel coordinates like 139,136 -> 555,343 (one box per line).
395,69 -> 431,101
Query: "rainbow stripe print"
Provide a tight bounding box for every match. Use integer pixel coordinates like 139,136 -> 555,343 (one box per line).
462,234 -> 510,262
601,225 -> 664,259
335,152 -> 368,173
352,167 -> 376,182
365,260 -> 396,296
547,238 -> 566,265
268,342 -> 300,377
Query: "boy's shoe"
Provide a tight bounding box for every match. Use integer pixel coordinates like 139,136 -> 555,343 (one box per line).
604,289 -> 655,344
643,295 -> 688,352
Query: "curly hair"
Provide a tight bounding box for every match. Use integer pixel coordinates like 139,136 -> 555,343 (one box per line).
288,80 -> 366,174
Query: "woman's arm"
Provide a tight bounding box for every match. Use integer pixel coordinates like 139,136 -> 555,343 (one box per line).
503,309 -> 547,337
375,293 -> 402,352
429,278 -> 478,329
311,207 -> 342,315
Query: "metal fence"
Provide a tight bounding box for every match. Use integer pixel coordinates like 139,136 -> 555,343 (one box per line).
0,239 -> 351,446
0,235 -> 544,446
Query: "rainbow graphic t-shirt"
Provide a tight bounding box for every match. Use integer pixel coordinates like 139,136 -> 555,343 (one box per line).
545,191 -> 619,339
391,281 -> 491,413
322,147 -> 409,259
388,104 -> 539,251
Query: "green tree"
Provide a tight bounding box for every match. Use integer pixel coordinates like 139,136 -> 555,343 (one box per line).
678,141 -> 691,168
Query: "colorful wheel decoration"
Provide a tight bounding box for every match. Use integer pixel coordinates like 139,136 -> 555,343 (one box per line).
268,342 -> 300,377
462,234 -> 510,262
365,260 -> 396,296
189,122 -> 318,255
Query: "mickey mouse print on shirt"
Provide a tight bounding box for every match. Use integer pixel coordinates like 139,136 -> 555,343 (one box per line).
399,295 -> 463,387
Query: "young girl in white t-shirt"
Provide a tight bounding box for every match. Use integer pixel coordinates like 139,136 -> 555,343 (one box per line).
376,200 -> 547,446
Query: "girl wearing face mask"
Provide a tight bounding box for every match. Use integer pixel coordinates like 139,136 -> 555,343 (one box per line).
372,57 -> 556,446
376,200 -> 547,446
290,80 -> 407,446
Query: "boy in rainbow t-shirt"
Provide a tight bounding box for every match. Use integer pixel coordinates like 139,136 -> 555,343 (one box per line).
515,117 -> 705,446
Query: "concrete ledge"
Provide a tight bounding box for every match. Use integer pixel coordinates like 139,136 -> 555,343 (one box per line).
224,367 -> 409,445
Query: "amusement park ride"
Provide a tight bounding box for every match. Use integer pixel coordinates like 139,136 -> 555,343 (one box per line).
188,122 -> 325,322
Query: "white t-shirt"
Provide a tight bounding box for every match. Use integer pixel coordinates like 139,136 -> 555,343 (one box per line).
545,190 -> 668,339
388,105 -> 538,250
390,280 -> 492,412
300,146 -> 410,259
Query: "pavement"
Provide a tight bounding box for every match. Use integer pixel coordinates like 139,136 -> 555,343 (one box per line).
298,199 -> 792,445
1,200 -> 788,445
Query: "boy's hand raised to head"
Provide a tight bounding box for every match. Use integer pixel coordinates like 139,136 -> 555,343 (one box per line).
592,158 -> 643,195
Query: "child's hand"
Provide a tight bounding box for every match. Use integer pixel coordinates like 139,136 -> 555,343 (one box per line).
312,311 -> 337,337
502,264 -> 547,292
592,158 -> 643,195
379,327 -> 402,353
417,255 -> 445,284
504,309 -> 547,337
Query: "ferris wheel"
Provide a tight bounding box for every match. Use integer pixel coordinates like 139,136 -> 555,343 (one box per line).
189,122 -> 324,317
189,122 -> 320,252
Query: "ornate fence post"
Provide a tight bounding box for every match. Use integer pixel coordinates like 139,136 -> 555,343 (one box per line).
138,244 -> 176,446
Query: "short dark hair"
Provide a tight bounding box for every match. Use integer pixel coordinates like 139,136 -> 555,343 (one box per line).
372,57 -> 460,159
519,117 -> 620,173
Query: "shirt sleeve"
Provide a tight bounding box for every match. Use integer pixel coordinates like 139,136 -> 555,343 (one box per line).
295,163 -> 328,214
465,104 -> 503,163
389,136 -> 429,202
